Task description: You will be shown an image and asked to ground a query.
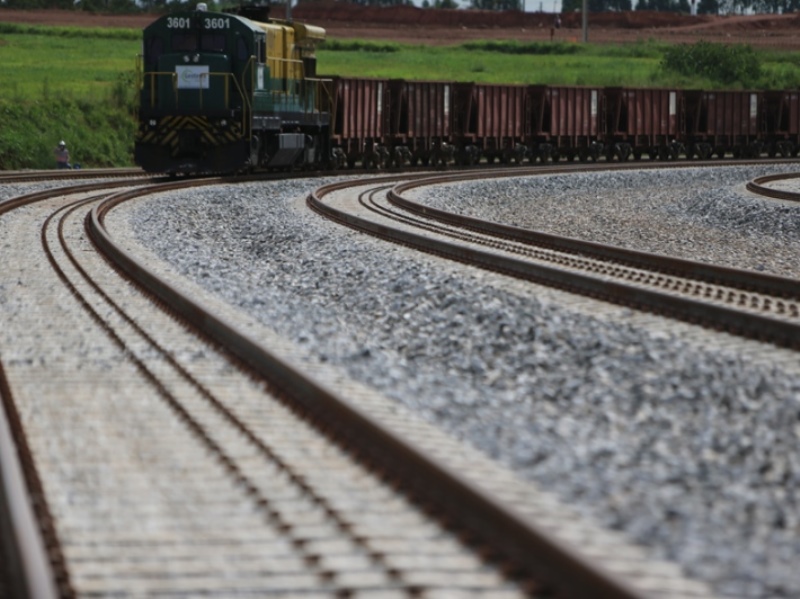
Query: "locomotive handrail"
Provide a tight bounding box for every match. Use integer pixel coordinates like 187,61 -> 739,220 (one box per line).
141,71 -> 243,109
307,77 -> 334,115
267,55 -> 305,83
239,56 -> 258,139
134,54 -> 144,123
140,70 -> 250,137
225,72 -> 249,136
142,71 -> 250,124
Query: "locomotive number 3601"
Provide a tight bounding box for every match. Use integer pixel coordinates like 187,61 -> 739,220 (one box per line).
166,17 -> 231,29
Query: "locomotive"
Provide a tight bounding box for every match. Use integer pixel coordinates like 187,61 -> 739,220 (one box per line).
134,3 -> 330,174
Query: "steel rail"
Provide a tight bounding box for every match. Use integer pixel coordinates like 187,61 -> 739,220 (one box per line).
391,170 -> 800,300
88,182 -> 650,599
746,172 -> 800,202
0,183 -> 150,599
309,175 -> 800,350
0,168 -> 147,184
0,364 -> 59,599
56,192 -> 407,595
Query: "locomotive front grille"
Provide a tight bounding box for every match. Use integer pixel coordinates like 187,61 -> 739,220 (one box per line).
137,115 -> 244,156
177,129 -> 204,157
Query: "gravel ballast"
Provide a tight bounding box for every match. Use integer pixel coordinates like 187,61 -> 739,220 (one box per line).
82,166 -> 800,597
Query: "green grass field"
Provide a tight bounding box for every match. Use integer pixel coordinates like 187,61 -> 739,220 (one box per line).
318,40 -> 667,87
0,25 -> 139,100
1,21 -> 799,169
2,22 -> 800,101
318,38 -> 800,89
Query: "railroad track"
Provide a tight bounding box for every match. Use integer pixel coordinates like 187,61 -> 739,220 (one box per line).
746,172 -> 800,202
309,167 -> 800,351
0,168 -> 146,184
0,176 -> 721,598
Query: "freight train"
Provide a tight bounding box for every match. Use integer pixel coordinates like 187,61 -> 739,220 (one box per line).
134,4 -> 800,175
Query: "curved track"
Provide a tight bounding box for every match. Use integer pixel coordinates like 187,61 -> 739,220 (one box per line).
309,167 -> 800,351
1,175 -> 718,598
746,172 -> 800,202
0,168 -> 145,184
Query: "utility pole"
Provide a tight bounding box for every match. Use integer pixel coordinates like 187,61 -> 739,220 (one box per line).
582,0 -> 588,42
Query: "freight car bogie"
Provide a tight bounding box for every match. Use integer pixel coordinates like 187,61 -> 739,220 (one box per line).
607,143 -> 633,162
686,142 -> 713,160
768,141 -> 795,158
455,145 -> 481,166
501,143 -> 528,165
529,144 -> 554,163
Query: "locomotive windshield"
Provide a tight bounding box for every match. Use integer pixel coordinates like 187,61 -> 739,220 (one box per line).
169,32 -> 227,53
201,33 -> 226,52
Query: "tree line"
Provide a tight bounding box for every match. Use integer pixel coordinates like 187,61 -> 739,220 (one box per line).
2,0 -> 798,17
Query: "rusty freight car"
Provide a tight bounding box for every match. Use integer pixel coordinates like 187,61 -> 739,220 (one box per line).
453,83 -> 529,165
529,85 -> 605,162
605,87 -> 684,161
329,77 -> 390,168
387,80 -> 455,166
764,90 -> 800,158
684,90 -> 765,159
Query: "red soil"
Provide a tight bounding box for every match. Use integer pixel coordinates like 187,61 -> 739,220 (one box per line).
2,5 -> 799,49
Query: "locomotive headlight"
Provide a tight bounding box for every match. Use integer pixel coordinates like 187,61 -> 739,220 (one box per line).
220,119 -> 228,127
183,55 -> 190,63
193,54 -> 200,63
149,119 -> 157,127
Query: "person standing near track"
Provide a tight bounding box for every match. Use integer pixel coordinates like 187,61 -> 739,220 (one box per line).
54,140 -> 71,169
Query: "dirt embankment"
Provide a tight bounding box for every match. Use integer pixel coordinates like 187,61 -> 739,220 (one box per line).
2,5 -> 799,48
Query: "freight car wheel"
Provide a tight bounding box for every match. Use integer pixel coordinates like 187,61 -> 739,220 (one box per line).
690,143 -> 712,160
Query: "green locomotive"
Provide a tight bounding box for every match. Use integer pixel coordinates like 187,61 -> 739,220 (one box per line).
135,3 -> 330,174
